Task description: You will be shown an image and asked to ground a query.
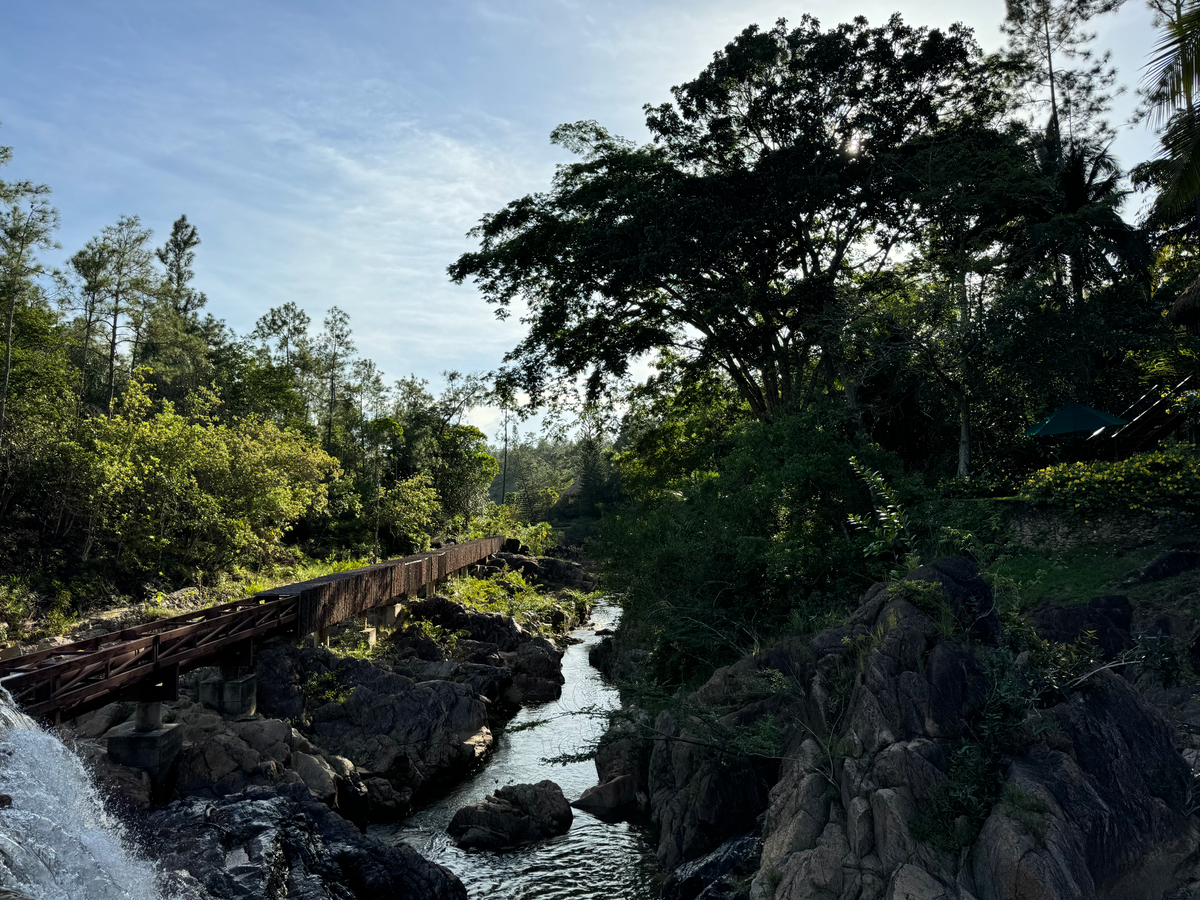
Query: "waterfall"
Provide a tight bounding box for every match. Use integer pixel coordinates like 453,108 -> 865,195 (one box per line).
0,689 -> 164,900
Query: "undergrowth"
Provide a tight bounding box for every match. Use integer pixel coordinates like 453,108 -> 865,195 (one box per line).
440,570 -> 596,634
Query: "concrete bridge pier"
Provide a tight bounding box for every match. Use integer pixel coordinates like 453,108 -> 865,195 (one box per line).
107,672 -> 183,781
200,642 -> 257,717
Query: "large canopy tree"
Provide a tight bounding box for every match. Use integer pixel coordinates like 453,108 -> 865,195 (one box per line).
451,15 -> 1008,418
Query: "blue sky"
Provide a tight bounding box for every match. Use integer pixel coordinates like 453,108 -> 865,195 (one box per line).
0,0 -> 1161,433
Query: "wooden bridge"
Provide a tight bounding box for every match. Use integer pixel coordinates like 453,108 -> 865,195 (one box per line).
0,538 -> 502,722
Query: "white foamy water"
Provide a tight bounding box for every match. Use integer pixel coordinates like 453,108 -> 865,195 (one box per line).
0,689 -> 164,900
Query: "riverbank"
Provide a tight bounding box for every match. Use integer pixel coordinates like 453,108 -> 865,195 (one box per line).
1,551 -> 604,898
379,601 -> 658,899
582,536 -> 1200,900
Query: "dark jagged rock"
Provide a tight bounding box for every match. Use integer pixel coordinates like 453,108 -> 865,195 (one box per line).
1031,594 -> 1135,660
253,643 -> 492,821
662,832 -> 762,900
572,774 -> 640,818
1126,548 -> 1200,585
598,556 -> 1200,899
148,785 -> 467,900
589,635 -> 648,682
905,556 -> 1002,645
307,661 -> 491,814
973,672 -> 1197,900
406,596 -> 528,651
447,780 -> 573,849
509,636 -> 565,701
924,641 -> 988,739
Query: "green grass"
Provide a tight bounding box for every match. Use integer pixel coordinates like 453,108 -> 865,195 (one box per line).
236,553 -> 377,598
986,543 -> 1166,609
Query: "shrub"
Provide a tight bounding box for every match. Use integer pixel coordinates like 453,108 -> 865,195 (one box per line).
1018,443 -> 1200,516
70,371 -> 339,580
378,474 -> 440,553
598,411 -> 898,686
440,569 -> 591,634
462,502 -> 557,556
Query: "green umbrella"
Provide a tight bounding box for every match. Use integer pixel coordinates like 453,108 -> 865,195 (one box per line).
1025,402 -> 1128,437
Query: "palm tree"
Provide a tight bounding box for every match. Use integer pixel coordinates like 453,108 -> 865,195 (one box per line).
1016,139 -> 1149,308
1144,2 -> 1200,220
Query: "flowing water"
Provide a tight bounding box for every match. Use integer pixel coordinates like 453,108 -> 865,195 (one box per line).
0,689 -> 163,900
377,602 -> 660,900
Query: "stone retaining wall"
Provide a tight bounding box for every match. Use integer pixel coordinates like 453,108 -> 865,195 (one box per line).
1002,499 -> 1194,551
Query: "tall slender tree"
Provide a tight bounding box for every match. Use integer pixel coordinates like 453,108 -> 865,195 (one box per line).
155,214 -> 206,317
1003,0 -> 1125,150
98,216 -> 155,412
252,301 -> 311,370
0,177 -> 58,442
317,306 -> 354,449
66,237 -> 114,400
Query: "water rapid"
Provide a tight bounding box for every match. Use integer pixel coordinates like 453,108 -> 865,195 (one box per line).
377,601 -> 659,899
0,689 -> 163,900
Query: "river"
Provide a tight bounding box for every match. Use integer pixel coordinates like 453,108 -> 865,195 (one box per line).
375,602 -> 659,900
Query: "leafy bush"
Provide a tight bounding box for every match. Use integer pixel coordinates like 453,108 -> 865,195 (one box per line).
462,502 -> 557,556
70,372 -> 339,580
301,671 -> 353,706
1018,443 -> 1200,516
441,569 -> 591,634
0,579 -> 33,643
598,411 -> 898,686
378,473 -> 440,553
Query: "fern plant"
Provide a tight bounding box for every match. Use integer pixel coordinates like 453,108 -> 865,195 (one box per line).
846,456 -> 917,568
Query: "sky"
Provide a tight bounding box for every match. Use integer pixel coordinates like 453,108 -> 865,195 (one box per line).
0,0 -> 1163,435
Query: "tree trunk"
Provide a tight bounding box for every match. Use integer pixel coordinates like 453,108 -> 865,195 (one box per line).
958,393 -> 970,479
107,297 -> 121,413
0,287 -> 16,442
326,363 -> 336,449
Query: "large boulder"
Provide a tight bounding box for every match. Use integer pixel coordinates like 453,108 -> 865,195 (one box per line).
1125,547 -> 1200,585
406,596 -> 528,651
1030,594 -> 1135,661
572,774 -> 640,818
507,637 -> 566,702
447,780 -> 573,849
972,672 -> 1197,900
905,556 -> 1001,645
662,832 -> 763,900
746,565 -> 1200,900
307,660 -> 491,816
149,785 -> 467,900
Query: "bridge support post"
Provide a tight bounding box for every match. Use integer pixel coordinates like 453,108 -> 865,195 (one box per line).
107,699 -> 182,780
200,642 -> 257,717
200,670 -> 257,717
372,602 -> 401,627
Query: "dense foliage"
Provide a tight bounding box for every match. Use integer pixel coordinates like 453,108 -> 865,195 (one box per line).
0,159 -> 508,622
450,7 -> 1200,686
1019,443 -> 1200,514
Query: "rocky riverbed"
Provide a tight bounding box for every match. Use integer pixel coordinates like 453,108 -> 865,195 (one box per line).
9,553 -> 600,899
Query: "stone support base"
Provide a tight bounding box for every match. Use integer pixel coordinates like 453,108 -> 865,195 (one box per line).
200,673 -> 257,717
107,722 -> 183,780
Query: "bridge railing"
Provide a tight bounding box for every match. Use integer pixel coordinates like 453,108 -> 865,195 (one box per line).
0,536 -> 503,721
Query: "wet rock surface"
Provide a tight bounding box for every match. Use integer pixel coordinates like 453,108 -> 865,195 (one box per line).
148,784 -> 467,900
661,832 -> 763,900
447,779 -> 573,849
